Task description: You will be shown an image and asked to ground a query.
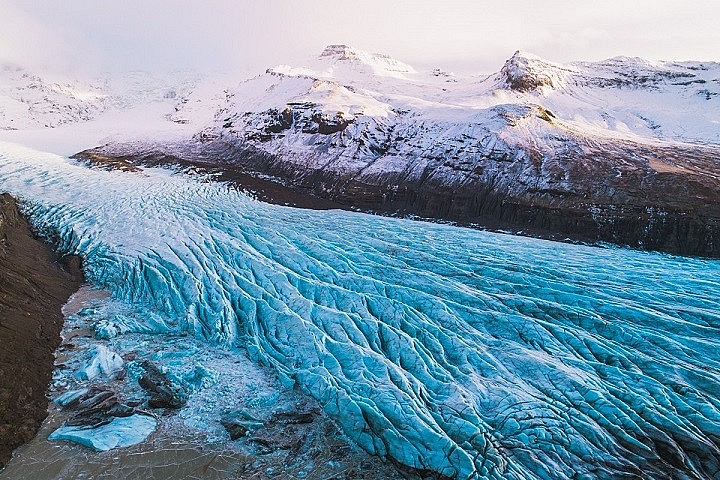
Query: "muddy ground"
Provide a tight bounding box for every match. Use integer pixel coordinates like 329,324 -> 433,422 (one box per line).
0,193 -> 83,467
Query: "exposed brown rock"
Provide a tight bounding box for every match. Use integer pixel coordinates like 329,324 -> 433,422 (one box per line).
0,193 -> 84,468
137,360 -> 187,409
62,387 -> 136,428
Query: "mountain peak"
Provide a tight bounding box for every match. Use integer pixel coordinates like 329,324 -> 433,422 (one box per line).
319,44 -> 362,61
500,50 -> 567,92
317,44 -> 416,76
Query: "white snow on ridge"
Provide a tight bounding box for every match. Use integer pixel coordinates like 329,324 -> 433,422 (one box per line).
0,66 -> 232,155
297,80 -> 394,119
1,46 -> 718,157
317,44 -> 417,77
199,46 -> 720,151
0,141 -> 719,479
0,64 -> 107,130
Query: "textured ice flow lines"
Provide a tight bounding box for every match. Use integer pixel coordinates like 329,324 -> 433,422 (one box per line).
1,141 -> 719,479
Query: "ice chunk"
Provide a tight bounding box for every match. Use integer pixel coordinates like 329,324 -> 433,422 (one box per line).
180,364 -> 218,392
54,388 -> 89,407
75,345 -> 124,381
48,414 -> 157,451
94,311 -> 174,339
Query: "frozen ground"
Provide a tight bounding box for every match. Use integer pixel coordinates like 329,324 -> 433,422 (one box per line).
0,141 -> 719,479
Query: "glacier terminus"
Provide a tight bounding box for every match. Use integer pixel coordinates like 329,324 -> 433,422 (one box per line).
0,141 -> 718,479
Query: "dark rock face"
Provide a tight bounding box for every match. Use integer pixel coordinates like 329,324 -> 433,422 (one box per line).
312,111 -> 352,134
76,124 -> 720,258
239,103 -> 354,142
61,387 -> 137,428
137,360 -> 187,409
247,405 -> 320,454
0,193 -> 84,467
500,51 -> 559,92
220,417 -> 251,440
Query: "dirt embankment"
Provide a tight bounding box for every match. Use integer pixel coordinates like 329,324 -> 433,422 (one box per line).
0,193 -> 84,468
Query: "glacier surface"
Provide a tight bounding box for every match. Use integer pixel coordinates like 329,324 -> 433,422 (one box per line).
1,141 -> 719,479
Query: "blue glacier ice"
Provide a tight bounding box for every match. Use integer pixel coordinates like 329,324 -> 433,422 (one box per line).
1,142 -> 719,479
54,388 -> 89,407
48,414 -> 157,451
74,345 -> 124,381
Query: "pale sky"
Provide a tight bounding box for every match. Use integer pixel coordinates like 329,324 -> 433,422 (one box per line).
1,0 -> 719,75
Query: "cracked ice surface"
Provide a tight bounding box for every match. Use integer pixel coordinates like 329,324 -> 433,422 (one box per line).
1,141 -> 719,479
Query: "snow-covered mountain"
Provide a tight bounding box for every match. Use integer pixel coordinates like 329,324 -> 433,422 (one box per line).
193,45 -> 720,146
3,46 -> 720,255
5,46 -> 719,142
0,64 -> 108,130
0,64 -> 212,130
0,65 -> 226,155
77,45 -> 720,257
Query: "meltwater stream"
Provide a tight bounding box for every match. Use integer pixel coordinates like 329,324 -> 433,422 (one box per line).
1,142 -> 719,479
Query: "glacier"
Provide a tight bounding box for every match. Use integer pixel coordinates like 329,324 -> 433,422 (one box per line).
0,141 -> 719,479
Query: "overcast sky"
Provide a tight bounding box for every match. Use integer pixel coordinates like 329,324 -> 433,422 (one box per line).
2,0 -> 719,75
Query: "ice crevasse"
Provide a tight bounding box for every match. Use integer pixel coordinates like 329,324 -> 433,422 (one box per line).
0,141 -> 719,479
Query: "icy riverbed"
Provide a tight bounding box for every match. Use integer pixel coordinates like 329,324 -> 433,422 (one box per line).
1,141 -> 719,479
3,283 -> 404,480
